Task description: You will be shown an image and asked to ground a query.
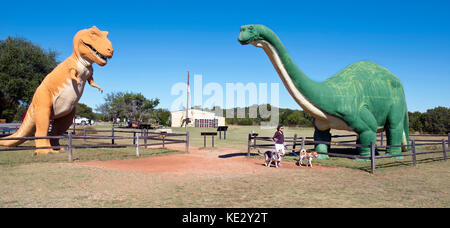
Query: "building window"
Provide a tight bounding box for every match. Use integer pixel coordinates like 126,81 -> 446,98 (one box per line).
194,119 -> 218,128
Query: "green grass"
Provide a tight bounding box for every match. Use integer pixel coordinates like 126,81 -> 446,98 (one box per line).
0,124 -> 448,208
0,156 -> 448,207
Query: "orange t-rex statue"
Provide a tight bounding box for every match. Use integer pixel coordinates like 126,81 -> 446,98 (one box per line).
0,26 -> 113,154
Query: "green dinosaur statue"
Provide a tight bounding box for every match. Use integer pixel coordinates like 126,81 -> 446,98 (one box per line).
238,24 -> 410,157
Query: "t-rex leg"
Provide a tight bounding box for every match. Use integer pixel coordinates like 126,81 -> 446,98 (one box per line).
33,92 -> 58,154
50,109 -> 76,150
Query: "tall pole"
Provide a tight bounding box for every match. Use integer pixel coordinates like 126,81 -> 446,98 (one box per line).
186,71 -> 190,132
186,71 -> 190,153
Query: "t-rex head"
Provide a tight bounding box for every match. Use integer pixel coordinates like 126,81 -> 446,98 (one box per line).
73,26 -> 113,66
238,24 -> 266,45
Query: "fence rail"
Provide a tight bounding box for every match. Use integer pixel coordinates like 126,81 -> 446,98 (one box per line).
0,127 -> 189,162
248,132 -> 449,174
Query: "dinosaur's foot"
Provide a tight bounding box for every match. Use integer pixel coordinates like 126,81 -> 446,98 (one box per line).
315,144 -> 329,159
358,147 -> 371,157
34,149 -> 60,155
388,147 -> 404,159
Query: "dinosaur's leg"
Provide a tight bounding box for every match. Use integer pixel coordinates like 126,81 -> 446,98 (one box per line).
33,92 -> 58,154
313,123 -> 331,159
50,109 -> 76,150
386,106 -> 406,158
349,108 -> 378,157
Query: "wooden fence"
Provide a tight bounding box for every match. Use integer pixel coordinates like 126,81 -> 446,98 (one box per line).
248,132 -> 449,174
0,127 -> 189,162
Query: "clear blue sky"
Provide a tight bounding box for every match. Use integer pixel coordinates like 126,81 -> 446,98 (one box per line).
1,0 -> 449,112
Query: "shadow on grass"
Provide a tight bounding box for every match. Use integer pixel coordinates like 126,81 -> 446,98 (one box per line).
321,147 -> 446,173
358,156 -> 446,173
221,147 -> 447,174
219,153 -> 260,158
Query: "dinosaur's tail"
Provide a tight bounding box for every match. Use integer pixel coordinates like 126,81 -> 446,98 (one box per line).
402,111 -> 411,151
0,106 -> 36,147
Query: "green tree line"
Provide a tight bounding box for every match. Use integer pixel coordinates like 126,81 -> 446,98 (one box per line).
408,107 -> 449,134
210,105 -> 449,134
200,104 -> 314,127
96,92 -> 170,126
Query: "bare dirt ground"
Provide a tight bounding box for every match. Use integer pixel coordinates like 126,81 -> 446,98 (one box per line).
77,145 -> 329,175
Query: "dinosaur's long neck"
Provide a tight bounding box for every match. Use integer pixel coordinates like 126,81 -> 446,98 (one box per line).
255,28 -> 328,120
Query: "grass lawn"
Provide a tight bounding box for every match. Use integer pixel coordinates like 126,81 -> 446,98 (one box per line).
0,123 -> 448,207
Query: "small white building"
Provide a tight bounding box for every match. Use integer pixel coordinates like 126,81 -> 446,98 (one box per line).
171,109 -> 226,128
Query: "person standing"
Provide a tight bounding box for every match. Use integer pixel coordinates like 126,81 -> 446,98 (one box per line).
272,124 -> 286,156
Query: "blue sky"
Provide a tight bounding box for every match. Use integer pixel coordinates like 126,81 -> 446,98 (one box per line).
1,0 -> 449,112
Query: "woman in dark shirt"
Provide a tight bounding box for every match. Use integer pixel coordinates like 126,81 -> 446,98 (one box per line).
273,124 -> 285,156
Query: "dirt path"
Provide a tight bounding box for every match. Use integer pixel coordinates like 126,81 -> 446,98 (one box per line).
77,145 -> 326,175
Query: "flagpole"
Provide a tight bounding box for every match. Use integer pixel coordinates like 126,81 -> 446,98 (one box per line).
186,71 -> 190,132
185,71 -> 190,153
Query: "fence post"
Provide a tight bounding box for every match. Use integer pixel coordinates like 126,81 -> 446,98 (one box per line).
248,133 -> 251,156
448,133 -> 449,148
370,142 -> 375,174
144,129 -> 148,148
186,130 -> 189,153
301,136 -> 306,151
203,134 -> 206,148
133,132 -> 136,145
380,132 -> 384,146
162,134 -> 165,148
211,135 -> 215,148
111,124 -> 115,145
412,139 -> 417,167
83,125 -> 87,142
443,139 -> 447,161
136,132 -> 140,157
68,132 -> 73,162
292,134 -> 297,153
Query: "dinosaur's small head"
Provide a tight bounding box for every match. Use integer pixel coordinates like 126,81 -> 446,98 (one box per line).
73,26 -> 113,66
238,24 -> 266,45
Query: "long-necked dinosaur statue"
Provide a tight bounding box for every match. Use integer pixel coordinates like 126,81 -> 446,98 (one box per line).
0,26 -> 113,154
238,24 -> 409,157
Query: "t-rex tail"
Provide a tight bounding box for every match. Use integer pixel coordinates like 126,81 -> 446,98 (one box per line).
0,106 -> 36,147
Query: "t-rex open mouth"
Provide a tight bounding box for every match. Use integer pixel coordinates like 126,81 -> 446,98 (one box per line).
83,41 -> 108,62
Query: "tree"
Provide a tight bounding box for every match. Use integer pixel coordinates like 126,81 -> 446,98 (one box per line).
96,92 -> 126,121
76,103 -> 97,120
422,107 -> 449,134
408,111 -> 425,133
122,93 -> 160,122
0,37 -> 58,122
96,92 -> 160,123
154,108 -> 171,126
